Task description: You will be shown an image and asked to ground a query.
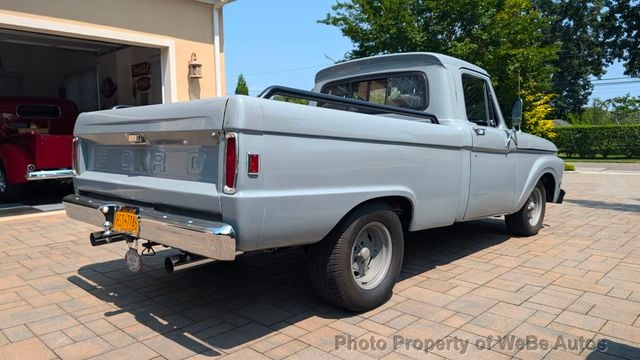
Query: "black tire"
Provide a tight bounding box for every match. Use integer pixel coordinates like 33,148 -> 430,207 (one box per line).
0,163 -> 23,203
506,181 -> 546,236
308,203 -> 404,312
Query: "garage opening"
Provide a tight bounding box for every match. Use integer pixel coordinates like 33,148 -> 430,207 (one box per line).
0,28 -> 164,111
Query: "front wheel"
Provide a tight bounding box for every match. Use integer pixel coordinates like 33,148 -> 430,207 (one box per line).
308,203 -> 404,312
0,164 -> 23,203
505,181 -> 546,236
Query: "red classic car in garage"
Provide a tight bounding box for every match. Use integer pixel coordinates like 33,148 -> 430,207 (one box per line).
0,97 -> 78,202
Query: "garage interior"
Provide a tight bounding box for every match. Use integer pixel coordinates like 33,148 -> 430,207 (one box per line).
0,28 -> 163,111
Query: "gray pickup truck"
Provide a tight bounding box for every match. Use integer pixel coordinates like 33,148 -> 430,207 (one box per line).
64,53 -> 565,311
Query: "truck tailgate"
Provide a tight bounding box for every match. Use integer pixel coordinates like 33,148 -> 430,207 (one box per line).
73,98 -> 228,215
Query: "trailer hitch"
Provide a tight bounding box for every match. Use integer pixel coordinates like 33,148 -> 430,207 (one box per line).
140,241 -> 157,256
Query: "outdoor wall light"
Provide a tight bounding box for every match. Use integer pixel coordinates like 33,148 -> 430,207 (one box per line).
188,52 -> 203,78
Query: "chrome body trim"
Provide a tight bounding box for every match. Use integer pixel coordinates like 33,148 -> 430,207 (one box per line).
63,194 -> 237,260
71,137 -> 79,176
26,169 -> 74,181
80,131 -> 221,146
127,133 -> 148,144
505,129 -> 518,148
256,129 -> 556,156
223,132 -> 238,194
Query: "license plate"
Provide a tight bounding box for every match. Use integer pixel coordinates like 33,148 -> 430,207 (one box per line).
113,207 -> 139,236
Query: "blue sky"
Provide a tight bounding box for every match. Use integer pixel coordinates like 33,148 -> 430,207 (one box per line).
590,61 -> 639,100
224,0 -> 351,96
223,0 -> 638,101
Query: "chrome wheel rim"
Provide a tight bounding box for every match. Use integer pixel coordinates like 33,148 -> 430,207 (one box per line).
350,222 -> 393,290
526,187 -> 543,227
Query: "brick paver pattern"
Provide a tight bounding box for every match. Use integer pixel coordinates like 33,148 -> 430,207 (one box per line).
0,171 -> 639,359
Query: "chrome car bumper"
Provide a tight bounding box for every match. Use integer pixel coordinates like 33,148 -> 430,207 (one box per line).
27,169 -> 74,181
63,194 -> 237,260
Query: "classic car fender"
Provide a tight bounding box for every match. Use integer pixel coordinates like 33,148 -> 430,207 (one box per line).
0,143 -> 32,184
319,186 -> 419,233
513,155 -> 564,212
244,186 -> 419,251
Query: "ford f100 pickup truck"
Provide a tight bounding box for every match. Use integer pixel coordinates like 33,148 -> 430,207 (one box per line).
64,53 -> 565,311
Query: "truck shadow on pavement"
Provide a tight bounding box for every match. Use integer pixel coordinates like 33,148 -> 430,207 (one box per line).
565,199 -> 640,213
68,218 -> 513,357
584,339 -> 640,359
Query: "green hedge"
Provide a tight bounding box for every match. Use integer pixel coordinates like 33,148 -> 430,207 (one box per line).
552,124 -> 640,158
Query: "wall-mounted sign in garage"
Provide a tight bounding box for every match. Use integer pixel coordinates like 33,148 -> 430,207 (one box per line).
131,61 -> 152,106
101,77 -> 117,99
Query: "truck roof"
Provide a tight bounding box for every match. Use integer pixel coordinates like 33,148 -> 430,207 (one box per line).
315,52 -> 489,84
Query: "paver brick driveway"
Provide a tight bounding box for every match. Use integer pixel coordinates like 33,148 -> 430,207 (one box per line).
0,168 -> 639,360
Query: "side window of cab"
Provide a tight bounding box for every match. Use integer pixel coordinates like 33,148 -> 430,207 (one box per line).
462,74 -> 498,127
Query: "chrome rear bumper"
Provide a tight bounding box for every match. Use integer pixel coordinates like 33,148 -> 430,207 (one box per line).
63,194 -> 237,260
27,169 -> 74,181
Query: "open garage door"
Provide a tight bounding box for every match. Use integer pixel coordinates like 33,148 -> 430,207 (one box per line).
0,28 -> 163,110
0,28 -> 167,207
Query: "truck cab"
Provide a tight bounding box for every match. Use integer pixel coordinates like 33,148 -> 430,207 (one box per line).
313,53 -> 563,221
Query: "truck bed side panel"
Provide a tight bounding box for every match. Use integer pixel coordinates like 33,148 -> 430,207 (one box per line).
223,97 -> 467,250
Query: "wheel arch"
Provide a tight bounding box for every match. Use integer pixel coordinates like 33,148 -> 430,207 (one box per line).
333,195 -> 414,234
514,158 -> 562,212
540,172 -> 556,202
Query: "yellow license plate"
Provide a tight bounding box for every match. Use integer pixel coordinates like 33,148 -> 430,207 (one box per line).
113,208 -> 139,236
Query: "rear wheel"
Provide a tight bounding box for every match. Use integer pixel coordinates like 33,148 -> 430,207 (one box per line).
308,203 -> 404,312
0,164 -> 23,203
506,181 -> 546,236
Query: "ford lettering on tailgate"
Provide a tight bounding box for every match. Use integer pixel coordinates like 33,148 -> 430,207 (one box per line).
90,145 -> 218,182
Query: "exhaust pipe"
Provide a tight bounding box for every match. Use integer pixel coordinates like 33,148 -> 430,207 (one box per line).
89,231 -> 127,246
164,252 -> 211,273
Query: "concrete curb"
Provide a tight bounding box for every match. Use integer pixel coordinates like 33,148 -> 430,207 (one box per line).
0,210 -> 65,222
569,170 -> 640,176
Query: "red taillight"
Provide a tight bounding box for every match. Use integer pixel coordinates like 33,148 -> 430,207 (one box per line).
248,153 -> 259,176
224,133 -> 237,193
71,137 -> 79,175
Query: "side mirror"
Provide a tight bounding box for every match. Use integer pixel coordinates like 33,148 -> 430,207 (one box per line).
511,98 -> 523,130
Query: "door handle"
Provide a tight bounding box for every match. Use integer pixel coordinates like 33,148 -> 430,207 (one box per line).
474,128 -> 486,136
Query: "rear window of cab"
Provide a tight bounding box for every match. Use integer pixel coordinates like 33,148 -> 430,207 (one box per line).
320,72 -> 428,111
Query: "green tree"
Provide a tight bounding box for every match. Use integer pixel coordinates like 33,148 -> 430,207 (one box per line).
272,95 -> 310,105
608,95 -> 640,124
321,0 -> 638,124
234,74 -> 249,95
606,0 -> 640,77
522,91 -> 557,139
573,95 -> 640,125
575,98 -> 611,125
534,0 -> 613,118
321,0 -> 558,125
